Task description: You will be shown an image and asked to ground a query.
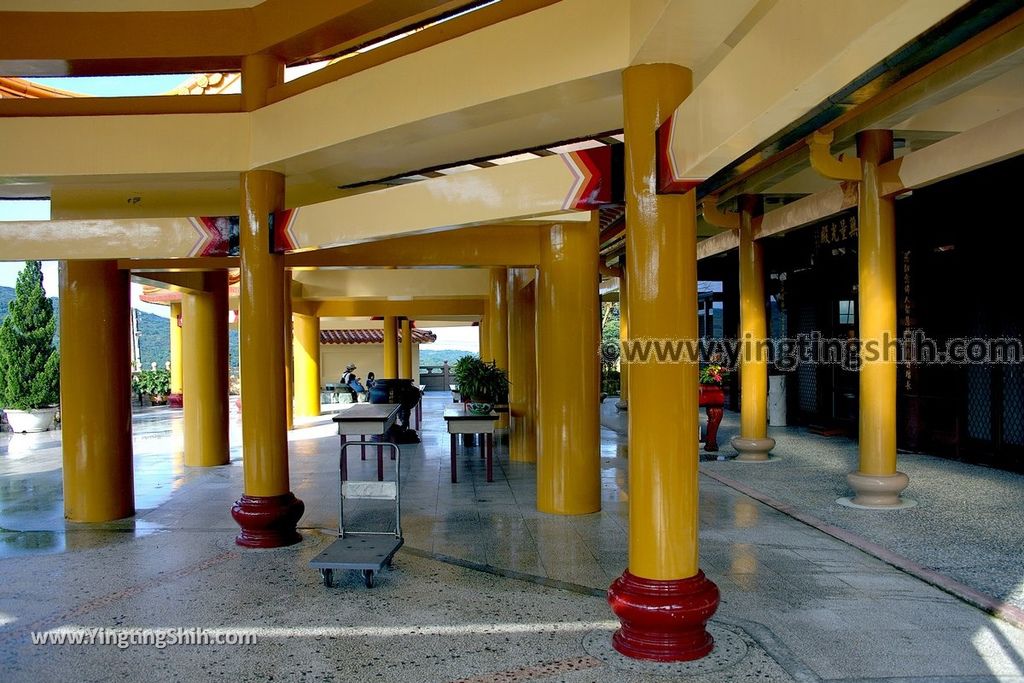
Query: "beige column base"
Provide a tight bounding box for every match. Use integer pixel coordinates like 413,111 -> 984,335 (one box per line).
838,471 -> 916,509
730,436 -> 776,462
615,398 -> 628,411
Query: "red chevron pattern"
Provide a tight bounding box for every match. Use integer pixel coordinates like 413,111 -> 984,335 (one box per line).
657,113 -> 703,194
273,208 -> 297,253
561,146 -> 611,210
188,217 -> 231,256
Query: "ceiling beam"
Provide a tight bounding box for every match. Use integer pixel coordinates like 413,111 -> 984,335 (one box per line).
279,151 -> 610,250
705,1 -> 1024,203
119,257 -> 240,271
880,105 -> 1024,196
0,1 -> 470,77
286,224 -> 543,268
304,298 -> 485,318
696,231 -> 739,261
658,0 -> 968,193
0,217 -> 234,261
131,271 -> 215,295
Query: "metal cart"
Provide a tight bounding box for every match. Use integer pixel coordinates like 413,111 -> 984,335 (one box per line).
309,439 -> 403,588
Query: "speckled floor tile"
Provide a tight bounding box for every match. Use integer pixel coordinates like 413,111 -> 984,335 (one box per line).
2,393 -> 1024,681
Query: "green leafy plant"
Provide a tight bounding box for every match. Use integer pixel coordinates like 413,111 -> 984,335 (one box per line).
451,354 -> 509,404
0,261 -> 60,411
132,369 -> 171,398
601,369 -> 620,396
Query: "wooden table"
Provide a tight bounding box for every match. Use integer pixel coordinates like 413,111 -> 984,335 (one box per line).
443,407 -> 499,483
333,404 -> 400,481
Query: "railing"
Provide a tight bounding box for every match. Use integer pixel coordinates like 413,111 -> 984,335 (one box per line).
419,364 -> 451,392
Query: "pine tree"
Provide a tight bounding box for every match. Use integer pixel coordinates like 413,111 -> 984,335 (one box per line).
0,261 -> 60,410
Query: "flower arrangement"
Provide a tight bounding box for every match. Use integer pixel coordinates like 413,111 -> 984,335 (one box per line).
699,361 -> 729,386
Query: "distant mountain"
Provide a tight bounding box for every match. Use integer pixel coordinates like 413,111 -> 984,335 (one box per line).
0,286 -> 239,371
418,348 -> 477,367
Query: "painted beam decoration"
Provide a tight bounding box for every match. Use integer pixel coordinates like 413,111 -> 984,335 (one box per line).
561,145 -> 613,211
657,112 -> 704,194
274,147 -> 617,253
189,216 -> 239,256
272,208 -> 300,253
0,145 -> 614,260
0,217 -> 241,261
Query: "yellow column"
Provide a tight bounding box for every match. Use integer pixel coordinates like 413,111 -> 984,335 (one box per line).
608,64 -> 718,662
168,301 -> 183,407
241,53 -> 282,111
182,271 -> 229,467
731,195 -> 775,461
536,217 -> 600,514
383,315 -> 399,378
508,269 -> 538,462
479,316 -> 490,362
60,260 -> 134,522
232,169 -> 303,547
845,129 -> 912,508
400,318 -> 413,379
488,267 -> 510,428
283,270 -> 294,430
293,313 -> 321,418
615,272 -> 629,411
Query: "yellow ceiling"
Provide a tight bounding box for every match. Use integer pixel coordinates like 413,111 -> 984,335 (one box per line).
2,0 -> 1022,219
0,0 -> 263,10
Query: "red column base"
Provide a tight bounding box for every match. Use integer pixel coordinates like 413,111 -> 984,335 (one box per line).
608,570 -> 720,662
231,492 -> 304,548
168,393 -> 183,408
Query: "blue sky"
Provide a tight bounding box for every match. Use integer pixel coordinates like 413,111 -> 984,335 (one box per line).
31,75 -> 190,97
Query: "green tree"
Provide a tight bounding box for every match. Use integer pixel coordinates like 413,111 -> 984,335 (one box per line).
0,261 -> 60,410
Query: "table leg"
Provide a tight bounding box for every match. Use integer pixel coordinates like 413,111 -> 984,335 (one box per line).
480,433 -> 486,459
361,436 -> 366,461
486,432 -> 493,483
377,443 -> 384,481
340,434 -> 348,481
450,433 -> 458,483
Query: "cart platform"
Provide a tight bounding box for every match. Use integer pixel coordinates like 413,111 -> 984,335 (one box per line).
310,438 -> 403,588
310,535 -> 404,572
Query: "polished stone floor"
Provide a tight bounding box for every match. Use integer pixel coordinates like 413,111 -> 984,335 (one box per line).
1,394 -> 1023,682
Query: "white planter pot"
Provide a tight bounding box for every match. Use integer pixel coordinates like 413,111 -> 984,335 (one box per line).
4,407 -> 58,433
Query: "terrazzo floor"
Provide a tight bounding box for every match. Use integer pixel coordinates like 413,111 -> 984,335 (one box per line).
0,393 -> 1022,681
619,404 -> 1024,614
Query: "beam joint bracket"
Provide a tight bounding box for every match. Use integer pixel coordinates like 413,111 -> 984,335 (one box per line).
701,195 -> 741,230
807,131 -> 862,181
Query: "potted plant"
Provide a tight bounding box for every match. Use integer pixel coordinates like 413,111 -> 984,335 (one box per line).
132,368 -> 172,406
698,358 -> 729,452
698,359 -> 728,405
0,261 -> 60,433
451,355 -> 509,415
